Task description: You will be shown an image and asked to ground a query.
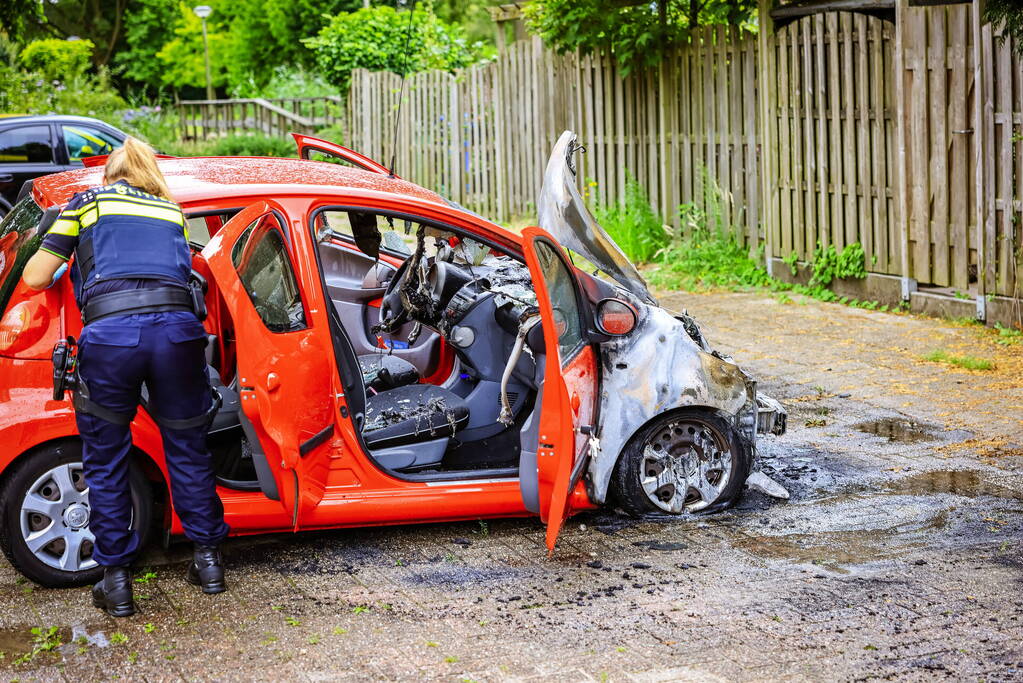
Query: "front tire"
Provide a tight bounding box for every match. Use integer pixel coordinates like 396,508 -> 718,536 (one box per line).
611,409 -> 751,517
0,441 -> 153,588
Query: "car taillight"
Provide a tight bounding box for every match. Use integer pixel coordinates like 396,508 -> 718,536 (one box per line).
0,301 -> 48,355
595,298 -> 638,336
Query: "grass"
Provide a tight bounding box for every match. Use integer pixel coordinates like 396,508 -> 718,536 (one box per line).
922,349 -> 995,371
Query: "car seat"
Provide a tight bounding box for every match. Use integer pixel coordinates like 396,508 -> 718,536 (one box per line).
362,384 -> 470,471
357,353 -> 419,393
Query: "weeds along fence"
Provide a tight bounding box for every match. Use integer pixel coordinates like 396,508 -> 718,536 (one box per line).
178,96 -> 345,139
346,5 -> 1022,303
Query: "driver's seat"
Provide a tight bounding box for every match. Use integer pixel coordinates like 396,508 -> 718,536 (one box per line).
362,384 -> 470,471
357,353 -> 419,392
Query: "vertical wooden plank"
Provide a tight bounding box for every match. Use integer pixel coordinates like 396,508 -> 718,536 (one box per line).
680,42 -> 693,208
744,33 -> 760,251
929,7 -> 950,287
855,14 -> 872,269
948,6 -> 969,290
841,13 -> 858,253
802,18 -> 817,257
814,14 -> 831,251
827,12 -> 844,251
778,24 -> 794,260
908,9 -> 931,284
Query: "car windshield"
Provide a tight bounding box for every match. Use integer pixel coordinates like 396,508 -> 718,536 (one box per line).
0,196 -> 44,315
537,131 -> 653,303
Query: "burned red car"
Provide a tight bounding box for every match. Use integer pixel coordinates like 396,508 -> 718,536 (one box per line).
0,131 -> 786,587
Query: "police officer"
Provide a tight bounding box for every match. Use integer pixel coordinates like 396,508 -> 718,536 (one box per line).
23,137 -> 229,617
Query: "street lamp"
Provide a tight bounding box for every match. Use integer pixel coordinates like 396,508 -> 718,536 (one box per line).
193,5 -> 214,100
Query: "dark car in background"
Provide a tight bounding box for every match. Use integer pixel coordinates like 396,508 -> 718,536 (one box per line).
0,114 -> 128,219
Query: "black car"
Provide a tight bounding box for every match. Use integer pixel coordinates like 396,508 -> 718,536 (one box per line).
0,114 -> 129,219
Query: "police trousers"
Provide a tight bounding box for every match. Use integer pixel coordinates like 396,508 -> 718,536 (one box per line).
75,311 -> 230,567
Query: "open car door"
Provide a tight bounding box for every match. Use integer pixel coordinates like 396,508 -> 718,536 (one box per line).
521,226 -> 599,554
201,202 -> 338,527
292,134 -> 392,176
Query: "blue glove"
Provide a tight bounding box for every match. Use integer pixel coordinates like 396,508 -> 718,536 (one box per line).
47,263 -> 68,289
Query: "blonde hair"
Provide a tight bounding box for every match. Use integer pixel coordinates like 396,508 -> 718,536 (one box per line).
103,137 -> 174,201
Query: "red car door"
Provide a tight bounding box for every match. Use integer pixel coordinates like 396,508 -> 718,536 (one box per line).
521,227 -> 599,553
201,202 -> 337,528
292,134 -> 392,176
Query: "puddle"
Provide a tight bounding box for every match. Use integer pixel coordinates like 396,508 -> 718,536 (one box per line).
882,470 -> 1023,500
733,511 -> 948,573
853,418 -> 938,443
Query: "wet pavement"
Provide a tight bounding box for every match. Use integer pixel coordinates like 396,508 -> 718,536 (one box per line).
1,291 -> 1022,681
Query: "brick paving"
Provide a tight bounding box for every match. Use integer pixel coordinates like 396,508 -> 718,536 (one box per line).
1,291 -> 1021,681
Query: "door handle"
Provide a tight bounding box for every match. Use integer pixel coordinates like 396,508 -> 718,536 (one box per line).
0,174 -> 13,182
266,372 -> 280,392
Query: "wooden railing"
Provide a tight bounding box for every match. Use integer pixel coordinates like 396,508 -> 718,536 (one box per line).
177,96 -> 345,140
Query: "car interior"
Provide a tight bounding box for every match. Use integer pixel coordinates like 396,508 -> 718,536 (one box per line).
187,207 -> 550,506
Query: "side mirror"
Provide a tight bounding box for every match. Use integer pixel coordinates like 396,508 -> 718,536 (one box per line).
594,298 -> 637,336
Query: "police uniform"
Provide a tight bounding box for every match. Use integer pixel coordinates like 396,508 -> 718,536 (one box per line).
42,180 -> 229,569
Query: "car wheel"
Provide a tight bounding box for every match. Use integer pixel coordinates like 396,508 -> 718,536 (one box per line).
611,409 -> 751,517
0,441 -> 153,588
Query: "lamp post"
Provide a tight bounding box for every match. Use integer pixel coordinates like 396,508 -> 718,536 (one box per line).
193,5 -> 214,100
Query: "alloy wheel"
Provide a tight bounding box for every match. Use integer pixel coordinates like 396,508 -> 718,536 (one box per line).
640,417 -> 734,513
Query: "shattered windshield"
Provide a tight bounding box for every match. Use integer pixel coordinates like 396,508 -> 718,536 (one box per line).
537,131 -> 654,303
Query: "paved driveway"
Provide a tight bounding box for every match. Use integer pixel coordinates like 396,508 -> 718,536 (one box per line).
2,292 -> 1021,681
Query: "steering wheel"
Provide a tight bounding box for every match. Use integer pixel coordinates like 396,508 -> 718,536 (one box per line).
378,257 -> 413,332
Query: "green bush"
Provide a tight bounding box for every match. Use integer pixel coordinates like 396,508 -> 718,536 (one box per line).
304,5 -> 487,89
208,133 -> 295,157
809,241 -> 867,286
593,175 -> 670,263
19,38 -> 94,82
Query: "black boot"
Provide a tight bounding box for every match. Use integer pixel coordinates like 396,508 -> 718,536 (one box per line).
91,566 -> 136,617
186,545 -> 226,594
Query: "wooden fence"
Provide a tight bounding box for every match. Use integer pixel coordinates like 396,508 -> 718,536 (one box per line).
347,30 -> 762,246
178,96 -> 345,139
346,6 -> 1022,304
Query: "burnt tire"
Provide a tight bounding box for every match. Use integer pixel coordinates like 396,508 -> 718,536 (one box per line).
0,441 -> 153,588
611,409 -> 751,517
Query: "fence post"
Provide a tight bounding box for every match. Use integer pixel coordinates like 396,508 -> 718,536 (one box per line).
756,0 -> 777,272
894,0 -> 915,300
973,0 -> 993,319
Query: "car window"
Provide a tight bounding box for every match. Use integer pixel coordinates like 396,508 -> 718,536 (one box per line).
231,213 -> 306,333
0,197 -> 44,315
62,125 -> 120,162
316,210 -> 414,256
534,240 -> 584,362
0,126 -> 53,164
186,216 -> 212,246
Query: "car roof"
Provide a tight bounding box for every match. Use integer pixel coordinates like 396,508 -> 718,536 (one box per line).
31,156 -> 449,209
0,114 -> 123,128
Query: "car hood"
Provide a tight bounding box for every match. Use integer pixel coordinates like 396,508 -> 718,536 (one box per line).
537,130 -> 654,303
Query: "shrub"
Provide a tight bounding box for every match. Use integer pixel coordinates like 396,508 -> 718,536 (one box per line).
593,175 -> 670,263
19,38 -> 94,82
208,133 -> 294,157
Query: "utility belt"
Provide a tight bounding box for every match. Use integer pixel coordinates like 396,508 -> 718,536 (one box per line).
81,273 -> 207,326
51,334 -> 222,430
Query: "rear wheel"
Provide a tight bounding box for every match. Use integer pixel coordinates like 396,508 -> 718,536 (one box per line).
611,410 -> 751,517
0,441 -> 153,587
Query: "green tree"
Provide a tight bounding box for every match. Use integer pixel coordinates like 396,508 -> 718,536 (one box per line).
115,0 -> 179,88
304,4 -> 487,89
154,1 -> 230,91
523,0 -> 755,73
984,0 -> 1023,56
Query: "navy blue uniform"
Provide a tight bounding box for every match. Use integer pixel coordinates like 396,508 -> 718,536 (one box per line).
42,181 -> 229,567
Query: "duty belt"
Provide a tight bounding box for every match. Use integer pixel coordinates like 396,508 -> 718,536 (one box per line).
81,286 -> 193,325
